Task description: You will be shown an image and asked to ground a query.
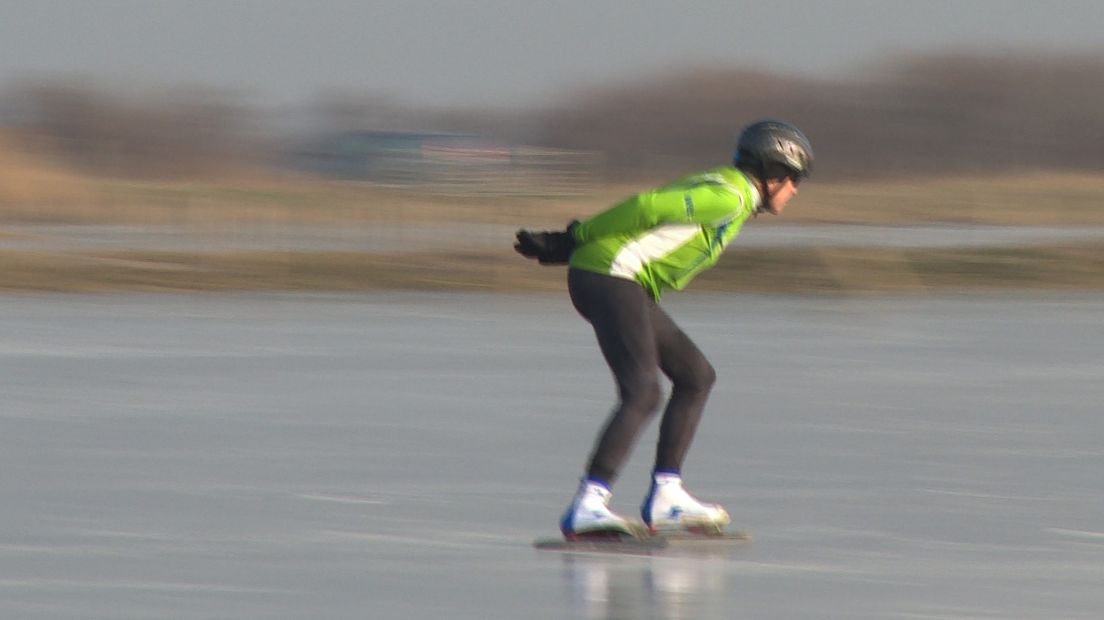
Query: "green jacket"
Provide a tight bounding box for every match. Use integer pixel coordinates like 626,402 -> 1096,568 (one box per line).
570,166 -> 761,300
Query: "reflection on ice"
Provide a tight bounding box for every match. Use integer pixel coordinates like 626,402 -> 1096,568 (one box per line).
562,555 -> 730,620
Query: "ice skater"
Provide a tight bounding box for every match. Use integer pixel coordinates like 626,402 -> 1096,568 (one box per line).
515,120 -> 814,538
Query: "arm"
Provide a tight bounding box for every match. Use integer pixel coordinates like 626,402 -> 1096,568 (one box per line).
574,176 -> 749,243
514,221 -> 579,265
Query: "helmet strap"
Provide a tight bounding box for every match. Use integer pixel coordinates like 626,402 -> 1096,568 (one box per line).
752,170 -> 773,215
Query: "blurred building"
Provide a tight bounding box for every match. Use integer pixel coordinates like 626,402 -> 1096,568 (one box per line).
288,130 -> 600,196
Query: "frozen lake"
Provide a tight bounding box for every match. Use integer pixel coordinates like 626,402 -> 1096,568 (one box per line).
2,291 -> 1102,619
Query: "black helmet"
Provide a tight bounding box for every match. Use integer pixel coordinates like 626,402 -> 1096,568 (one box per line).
734,120 -> 814,180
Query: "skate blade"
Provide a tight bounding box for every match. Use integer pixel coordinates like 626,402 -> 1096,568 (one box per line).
534,534 -> 666,552
534,521 -> 656,552
565,519 -> 650,540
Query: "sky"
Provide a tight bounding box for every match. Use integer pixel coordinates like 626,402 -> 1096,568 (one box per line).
2,0 -> 1104,109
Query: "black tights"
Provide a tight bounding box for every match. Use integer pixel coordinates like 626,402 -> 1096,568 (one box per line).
568,268 -> 716,485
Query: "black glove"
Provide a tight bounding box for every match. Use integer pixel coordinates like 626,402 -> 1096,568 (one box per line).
514,221 -> 579,265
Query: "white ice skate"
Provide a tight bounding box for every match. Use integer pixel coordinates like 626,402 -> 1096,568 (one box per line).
560,480 -> 641,539
641,473 -> 730,534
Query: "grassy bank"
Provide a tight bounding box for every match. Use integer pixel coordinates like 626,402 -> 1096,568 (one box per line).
2,242 -> 1102,295
2,148 -> 1103,294
4,163 -> 1104,228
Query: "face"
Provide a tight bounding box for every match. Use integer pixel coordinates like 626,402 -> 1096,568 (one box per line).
761,176 -> 800,215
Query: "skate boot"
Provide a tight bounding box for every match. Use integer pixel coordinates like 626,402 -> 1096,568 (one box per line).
560,479 -> 639,539
641,471 -> 730,534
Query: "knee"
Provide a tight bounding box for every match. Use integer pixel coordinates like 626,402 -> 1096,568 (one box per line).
680,359 -> 716,394
621,376 -> 664,414
700,361 -> 717,390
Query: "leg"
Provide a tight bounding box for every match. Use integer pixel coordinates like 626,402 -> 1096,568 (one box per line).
638,307 -> 729,531
568,269 -> 664,485
649,304 -> 716,473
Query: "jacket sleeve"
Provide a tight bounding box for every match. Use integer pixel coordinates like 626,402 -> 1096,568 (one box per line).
573,178 -> 750,244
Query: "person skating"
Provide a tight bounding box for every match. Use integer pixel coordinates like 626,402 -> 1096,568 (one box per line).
515,120 -> 814,538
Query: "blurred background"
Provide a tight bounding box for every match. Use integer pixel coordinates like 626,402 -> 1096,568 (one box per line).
4,5 -> 1104,619
1,0 -> 1103,293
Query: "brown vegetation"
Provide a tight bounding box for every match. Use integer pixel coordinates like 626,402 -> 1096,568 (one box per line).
2,50 -> 1104,293
6,50 -> 1104,183
534,52 -> 1104,180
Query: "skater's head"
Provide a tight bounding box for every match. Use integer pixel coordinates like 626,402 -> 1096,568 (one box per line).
733,120 -> 813,215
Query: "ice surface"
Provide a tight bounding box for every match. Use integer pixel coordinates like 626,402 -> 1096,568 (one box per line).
1,292 -> 1102,619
